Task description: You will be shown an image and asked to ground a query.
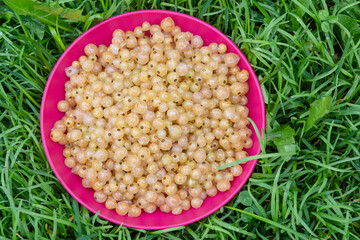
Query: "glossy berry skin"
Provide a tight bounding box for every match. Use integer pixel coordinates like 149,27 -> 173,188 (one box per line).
51,16 -> 250,218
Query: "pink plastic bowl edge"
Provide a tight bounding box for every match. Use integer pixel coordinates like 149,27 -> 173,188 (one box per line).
40,10 -> 266,230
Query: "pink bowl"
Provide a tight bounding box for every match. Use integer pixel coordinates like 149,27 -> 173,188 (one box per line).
40,10 -> 265,230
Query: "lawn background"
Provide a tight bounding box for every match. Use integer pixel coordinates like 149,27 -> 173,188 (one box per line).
0,0 -> 360,239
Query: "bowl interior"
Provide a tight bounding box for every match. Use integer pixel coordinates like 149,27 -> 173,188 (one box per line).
41,10 -> 265,230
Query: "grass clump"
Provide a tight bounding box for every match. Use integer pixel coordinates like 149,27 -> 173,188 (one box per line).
1,0 -> 360,239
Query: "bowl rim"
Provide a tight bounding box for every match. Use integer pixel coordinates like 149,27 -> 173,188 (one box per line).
40,9 -> 266,230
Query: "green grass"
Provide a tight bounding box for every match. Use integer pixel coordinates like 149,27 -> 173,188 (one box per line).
1,0 -> 360,239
